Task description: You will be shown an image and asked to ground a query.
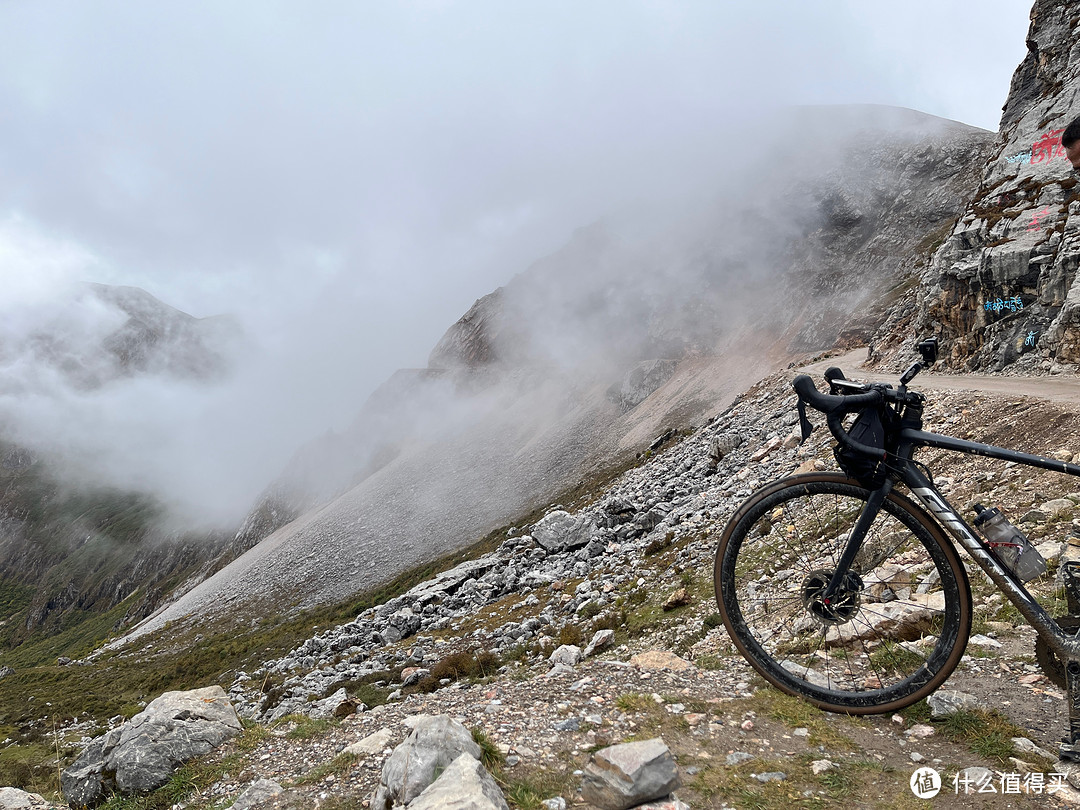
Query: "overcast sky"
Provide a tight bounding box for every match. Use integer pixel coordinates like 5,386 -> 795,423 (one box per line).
0,0 -> 1035,520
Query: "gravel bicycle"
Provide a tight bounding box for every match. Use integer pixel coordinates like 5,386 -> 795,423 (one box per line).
713,338 -> 1080,759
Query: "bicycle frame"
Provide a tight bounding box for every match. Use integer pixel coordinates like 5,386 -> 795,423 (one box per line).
844,425 -> 1080,756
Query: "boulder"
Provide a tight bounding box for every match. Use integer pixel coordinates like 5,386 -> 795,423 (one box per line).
0,788 -> 55,809
310,687 -> 360,719
60,686 -> 242,808
532,511 -> 596,553
580,738 -> 681,810
370,715 -> 483,809
407,752 -> 509,810
583,629 -> 615,657
343,728 -> 394,757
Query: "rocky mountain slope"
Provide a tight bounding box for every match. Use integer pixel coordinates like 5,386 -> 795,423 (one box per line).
0,284 -> 244,652
21,356 -> 1080,808
120,106 -> 991,641
874,0 -> 1080,372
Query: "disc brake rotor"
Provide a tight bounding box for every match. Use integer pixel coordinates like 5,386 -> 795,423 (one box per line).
1036,616 -> 1080,689
802,569 -> 863,625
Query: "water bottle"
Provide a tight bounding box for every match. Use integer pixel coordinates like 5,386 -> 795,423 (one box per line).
973,503 -> 1047,582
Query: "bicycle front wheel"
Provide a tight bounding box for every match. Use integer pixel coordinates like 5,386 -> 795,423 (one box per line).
714,472 -> 971,714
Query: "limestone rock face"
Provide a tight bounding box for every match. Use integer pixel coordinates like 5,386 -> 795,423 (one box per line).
608,360 -> 680,412
60,686 -> 242,808
876,1 -> 1080,371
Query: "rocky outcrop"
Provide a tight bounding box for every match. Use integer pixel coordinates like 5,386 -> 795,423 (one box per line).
875,1 -> 1080,371
407,753 -> 509,810
370,715 -> 486,809
608,360 -> 680,412
60,686 -> 242,808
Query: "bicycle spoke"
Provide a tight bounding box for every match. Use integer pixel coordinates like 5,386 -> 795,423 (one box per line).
718,476 -> 968,712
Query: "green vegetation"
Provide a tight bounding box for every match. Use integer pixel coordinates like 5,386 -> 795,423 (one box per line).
293,752 -> 360,785
743,687 -> 856,750
689,752 -> 907,810
938,709 -> 1027,766
272,714 -> 334,740
471,726 -> 506,772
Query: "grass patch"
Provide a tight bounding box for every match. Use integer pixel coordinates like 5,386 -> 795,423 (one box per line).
693,654 -> 727,671
743,688 -> 855,750
898,698 -> 932,724
272,714 -> 335,740
471,726 -> 505,771
500,767 -> 570,810
291,752 -> 360,786
938,709 -> 1023,765
615,692 -> 658,713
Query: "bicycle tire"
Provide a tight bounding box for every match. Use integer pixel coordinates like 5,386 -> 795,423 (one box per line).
714,472 -> 971,714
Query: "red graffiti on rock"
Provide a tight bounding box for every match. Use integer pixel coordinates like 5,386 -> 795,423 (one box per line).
1031,129 -> 1067,163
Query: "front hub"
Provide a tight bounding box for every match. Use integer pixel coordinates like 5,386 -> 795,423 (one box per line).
802,569 -> 863,625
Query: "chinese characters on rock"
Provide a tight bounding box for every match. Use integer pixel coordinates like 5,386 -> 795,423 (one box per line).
984,296 -> 1024,313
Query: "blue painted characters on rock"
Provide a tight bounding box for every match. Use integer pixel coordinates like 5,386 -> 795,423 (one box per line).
984,296 -> 1023,313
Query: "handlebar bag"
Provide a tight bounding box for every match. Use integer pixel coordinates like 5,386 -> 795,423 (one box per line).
834,406 -> 897,489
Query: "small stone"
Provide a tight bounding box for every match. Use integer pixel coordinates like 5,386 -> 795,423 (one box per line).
910,752 -> 924,763
968,634 -> 1003,648
810,760 -> 834,775
906,724 -> 936,739
0,787 -> 52,810
630,651 -> 692,673
550,645 -> 583,667
541,799 -> 567,810
231,779 -> 289,810
926,689 -> 979,718
752,772 -> 786,783
1007,757 -> 1037,775
1041,498 -> 1074,517
1011,736 -> 1055,761
740,720 -> 754,731
792,727 -> 809,737
662,588 -> 691,611
343,728 -> 394,757
726,752 -> 754,766
546,663 -> 576,678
